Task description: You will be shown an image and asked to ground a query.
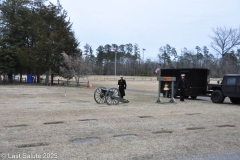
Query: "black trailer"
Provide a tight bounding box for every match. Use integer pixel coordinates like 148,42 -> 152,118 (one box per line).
160,68 -> 210,99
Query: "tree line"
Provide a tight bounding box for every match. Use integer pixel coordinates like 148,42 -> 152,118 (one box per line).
1,0 -> 240,84
83,42 -> 240,78
0,0 -> 80,83
78,27 -> 240,78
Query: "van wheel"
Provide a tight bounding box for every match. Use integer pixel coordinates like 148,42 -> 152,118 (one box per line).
211,90 -> 224,103
230,97 -> 240,104
191,96 -> 197,99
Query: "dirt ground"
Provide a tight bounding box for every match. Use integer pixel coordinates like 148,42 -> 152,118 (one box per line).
0,78 -> 240,160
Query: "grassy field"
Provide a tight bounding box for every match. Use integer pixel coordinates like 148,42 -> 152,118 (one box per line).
0,81 -> 239,160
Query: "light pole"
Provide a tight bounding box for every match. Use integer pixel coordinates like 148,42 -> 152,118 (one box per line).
115,50 -> 116,76
142,48 -> 146,62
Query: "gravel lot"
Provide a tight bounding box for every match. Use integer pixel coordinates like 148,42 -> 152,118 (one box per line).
0,79 -> 240,160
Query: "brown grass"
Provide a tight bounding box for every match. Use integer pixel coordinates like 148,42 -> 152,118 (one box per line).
0,80 -> 239,160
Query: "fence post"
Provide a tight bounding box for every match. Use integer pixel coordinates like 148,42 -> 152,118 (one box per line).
87,81 -> 89,87
58,79 -> 59,85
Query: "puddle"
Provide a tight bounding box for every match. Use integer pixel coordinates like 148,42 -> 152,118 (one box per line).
5,124 -> 28,128
185,113 -> 201,115
71,137 -> 99,144
113,134 -> 137,139
43,121 -> 64,125
152,130 -> 173,134
79,119 -> 98,122
17,143 -> 49,148
216,125 -> 236,128
186,127 -> 205,130
138,116 -> 152,118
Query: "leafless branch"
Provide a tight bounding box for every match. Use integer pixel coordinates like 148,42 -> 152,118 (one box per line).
60,52 -> 91,86
210,26 -> 240,57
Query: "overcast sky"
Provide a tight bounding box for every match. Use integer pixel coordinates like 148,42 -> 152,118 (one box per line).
51,0 -> 240,60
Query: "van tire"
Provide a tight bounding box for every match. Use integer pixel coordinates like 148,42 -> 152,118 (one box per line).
211,90 -> 224,103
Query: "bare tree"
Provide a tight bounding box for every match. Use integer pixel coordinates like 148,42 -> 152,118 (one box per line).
60,52 -> 91,86
210,26 -> 240,57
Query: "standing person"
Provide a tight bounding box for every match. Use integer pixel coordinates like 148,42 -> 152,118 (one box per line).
118,75 -> 127,99
178,74 -> 186,101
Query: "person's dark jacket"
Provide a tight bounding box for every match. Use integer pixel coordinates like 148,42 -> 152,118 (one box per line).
178,78 -> 186,96
118,79 -> 126,89
118,79 -> 127,97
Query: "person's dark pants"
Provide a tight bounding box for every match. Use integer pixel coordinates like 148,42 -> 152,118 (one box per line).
180,96 -> 184,101
180,89 -> 185,101
119,88 -> 125,98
